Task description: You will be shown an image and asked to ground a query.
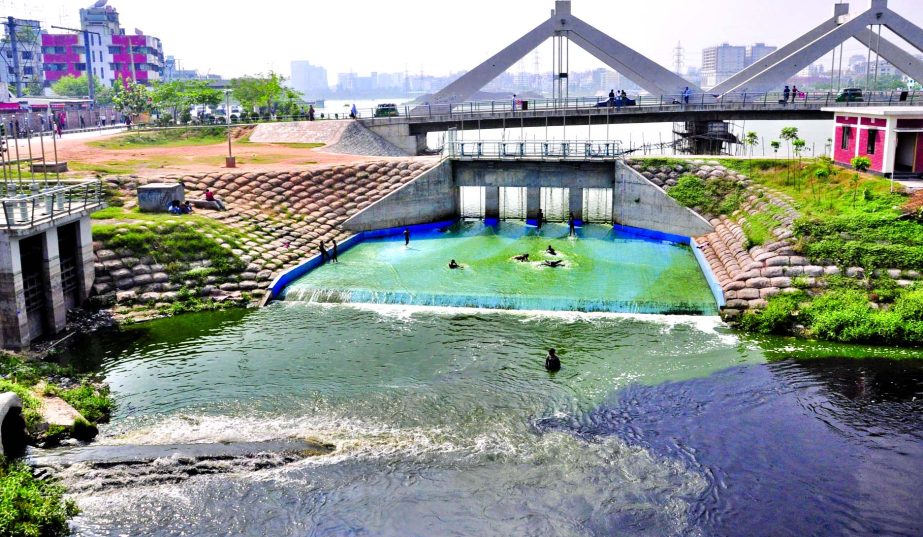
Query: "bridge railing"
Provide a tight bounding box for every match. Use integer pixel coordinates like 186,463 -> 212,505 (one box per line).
360,90 -> 921,122
0,179 -> 105,231
445,140 -> 625,160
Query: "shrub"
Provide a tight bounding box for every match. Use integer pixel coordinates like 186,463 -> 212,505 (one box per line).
737,291 -> 806,334
802,289 -> 879,342
59,384 -> 112,424
668,175 -> 746,216
0,459 -> 79,536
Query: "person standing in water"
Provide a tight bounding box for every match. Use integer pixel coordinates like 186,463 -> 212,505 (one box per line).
568,211 -> 576,237
545,348 -> 561,372
536,208 -> 544,230
404,228 -> 410,246
331,239 -> 339,263
319,241 -> 330,263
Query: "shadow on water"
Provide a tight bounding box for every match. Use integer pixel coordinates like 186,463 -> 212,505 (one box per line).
537,358 -> 923,537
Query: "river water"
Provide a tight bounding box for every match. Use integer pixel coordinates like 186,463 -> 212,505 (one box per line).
56,304 -> 923,536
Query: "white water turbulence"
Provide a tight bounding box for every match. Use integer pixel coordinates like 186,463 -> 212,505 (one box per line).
60,304 -> 759,536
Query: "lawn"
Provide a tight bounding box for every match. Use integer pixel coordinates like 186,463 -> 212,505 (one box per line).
88,127 -> 229,149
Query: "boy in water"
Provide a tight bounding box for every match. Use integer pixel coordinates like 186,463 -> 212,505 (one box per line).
545,349 -> 561,372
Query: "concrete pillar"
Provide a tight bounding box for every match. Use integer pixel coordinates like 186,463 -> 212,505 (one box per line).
0,235 -> 29,349
526,187 -> 542,222
75,217 -> 95,301
569,188 -> 584,221
41,228 -> 66,334
484,187 -> 500,220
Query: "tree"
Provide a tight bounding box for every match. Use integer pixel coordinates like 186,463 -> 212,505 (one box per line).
770,140 -> 781,156
780,127 -> 799,184
811,156 -> 835,202
850,155 -> 872,208
230,72 -> 286,118
111,76 -> 151,121
150,80 -> 222,124
793,138 -> 807,190
50,74 -> 103,98
744,131 -> 760,176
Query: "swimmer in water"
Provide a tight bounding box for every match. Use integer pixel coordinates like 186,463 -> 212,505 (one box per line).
546,245 -> 557,256
545,348 -> 561,372
513,253 -> 530,262
542,260 -> 564,268
449,259 -> 460,269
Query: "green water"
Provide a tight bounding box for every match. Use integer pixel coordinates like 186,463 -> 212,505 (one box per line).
282,221 -> 718,314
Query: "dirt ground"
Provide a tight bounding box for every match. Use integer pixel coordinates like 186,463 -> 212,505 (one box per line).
16,128 -> 434,177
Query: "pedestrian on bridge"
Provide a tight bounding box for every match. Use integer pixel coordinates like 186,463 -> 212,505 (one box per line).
512,94 -> 517,112
683,87 -> 692,105
783,86 -> 791,103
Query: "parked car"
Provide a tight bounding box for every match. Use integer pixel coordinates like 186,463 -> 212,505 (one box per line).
836,88 -> 864,102
374,103 -> 399,117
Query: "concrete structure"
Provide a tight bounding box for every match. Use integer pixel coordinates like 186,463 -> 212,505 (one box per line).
0,180 -> 103,349
345,157 -> 713,238
427,0 -> 702,107
138,183 -> 184,212
826,106 -> 923,178
0,392 -> 25,457
42,1 -> 164,88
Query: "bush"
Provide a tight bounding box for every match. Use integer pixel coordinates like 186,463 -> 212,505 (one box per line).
737,291 -> 805,334
59,384 -> 112,424
668,175 -> 746,216
0,459 -> 79,537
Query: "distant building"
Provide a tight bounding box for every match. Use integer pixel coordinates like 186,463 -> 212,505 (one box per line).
163,56 -> 200,81
701,43 -> 746,89
1,18 -> 44,96
290,60 -> 328,97
747,43 -> 777,66
42,1 -> 164,88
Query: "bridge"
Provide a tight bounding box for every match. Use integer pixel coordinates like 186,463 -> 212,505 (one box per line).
358,0 -> 923,155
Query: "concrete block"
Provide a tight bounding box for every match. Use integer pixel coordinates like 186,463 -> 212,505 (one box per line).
138,183 -> 185,213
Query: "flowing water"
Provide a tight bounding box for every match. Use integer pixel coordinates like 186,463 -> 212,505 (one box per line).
54,305 -> 923,536
281,222 -> 718,315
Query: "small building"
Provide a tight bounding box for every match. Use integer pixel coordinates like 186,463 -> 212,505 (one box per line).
824,106 -> 923,179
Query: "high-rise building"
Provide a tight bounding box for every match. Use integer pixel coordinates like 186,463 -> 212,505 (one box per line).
290,61 -> 328,97
1,18 -> 44,96
747,43 -> 777,66
42,1 -> 164,89
701,43 -> 746,89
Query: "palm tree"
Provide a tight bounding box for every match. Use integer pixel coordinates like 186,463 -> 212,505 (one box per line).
850,156 -> 871,208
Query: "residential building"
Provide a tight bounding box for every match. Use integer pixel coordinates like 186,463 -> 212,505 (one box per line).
701,43 -> 746,89
42,2 -> 163,89
746,43 -> 777,66
1,18 -> 44,96
825,106 -> 923,178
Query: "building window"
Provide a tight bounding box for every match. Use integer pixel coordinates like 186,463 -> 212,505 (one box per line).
841,126 -> 851,150
23,66 -> 32,75
108,46 -> 122,54
21,51 -> 32,60
867,129 -> 878,155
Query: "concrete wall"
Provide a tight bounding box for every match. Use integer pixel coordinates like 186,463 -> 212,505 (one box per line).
364,123 -> 427,155
0,235 -> 27,349
138,183 -> 184,213
454,160 -> 614,188
613,161 -> 714,237
0,392 -> 24,457
343,159 -> 457,231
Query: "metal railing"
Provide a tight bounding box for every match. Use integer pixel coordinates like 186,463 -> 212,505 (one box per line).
361,90 -> 921,123
446,140 -> 625,160
0,179 -> 105,230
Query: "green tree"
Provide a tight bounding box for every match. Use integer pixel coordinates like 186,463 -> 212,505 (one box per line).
230,72 -> 286,118
850,155 -> 872,208
50,74 -> 102,98
793,138 -> 807,190
770,140 -> 781,156
151,80 -> 222,123
111,76 -> 151,121
811,156 -> 835,202
780,127 -> 799,184
744,131 -> 760,176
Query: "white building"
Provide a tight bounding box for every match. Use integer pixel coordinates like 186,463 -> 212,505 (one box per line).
290,61 -> 328,97
701,43 -> 746,89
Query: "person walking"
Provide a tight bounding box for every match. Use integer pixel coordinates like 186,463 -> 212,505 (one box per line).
308,105 -> 315,121
783,86 -> 791,103
349,104 -> 358,119
683,87 -> 692,104
792,85 -> 799,101
512,94 -> 518,111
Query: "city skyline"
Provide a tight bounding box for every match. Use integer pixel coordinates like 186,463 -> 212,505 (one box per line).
4,0 -> 922,83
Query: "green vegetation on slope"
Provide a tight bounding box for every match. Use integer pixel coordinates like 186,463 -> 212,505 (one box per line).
0,458 -> 78,537
89,126 -> 229,149
667,175 -> 746,216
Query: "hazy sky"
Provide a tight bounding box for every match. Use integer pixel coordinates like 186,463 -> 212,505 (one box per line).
8,0 -> 923,82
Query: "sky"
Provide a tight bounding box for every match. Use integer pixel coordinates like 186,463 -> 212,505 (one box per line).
6,0 -> 923,82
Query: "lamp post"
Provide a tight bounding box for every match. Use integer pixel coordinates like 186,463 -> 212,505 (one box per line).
225,89 -> 235,168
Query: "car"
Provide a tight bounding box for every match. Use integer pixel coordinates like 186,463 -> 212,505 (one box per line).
374,103 -> 399,117
836,88 -> 864,102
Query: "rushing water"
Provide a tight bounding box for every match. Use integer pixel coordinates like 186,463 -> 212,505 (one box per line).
56,305 -> 923,536
281,222 -> 718,315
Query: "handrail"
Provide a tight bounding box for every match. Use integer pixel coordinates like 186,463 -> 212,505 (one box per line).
0,179 -> 104,231
445,140 -> 626,160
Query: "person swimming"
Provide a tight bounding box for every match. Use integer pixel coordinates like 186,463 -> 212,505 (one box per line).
545,348 -> 561,372
513,253 -> 530,262
449,259 -> 460,269
542,260 -> 564,268
546,245 -> 557,256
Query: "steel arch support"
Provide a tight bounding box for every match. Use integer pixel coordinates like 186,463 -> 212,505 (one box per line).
429,18 -> 558,106
880,10 -> 923,55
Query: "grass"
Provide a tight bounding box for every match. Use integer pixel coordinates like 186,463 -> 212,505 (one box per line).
88,127 -> 229,150
667,174 -> 747,216
70,152 -> 316,176
0,458 -> 78,537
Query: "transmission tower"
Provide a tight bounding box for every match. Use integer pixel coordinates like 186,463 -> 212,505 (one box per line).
673,41 -> 685,75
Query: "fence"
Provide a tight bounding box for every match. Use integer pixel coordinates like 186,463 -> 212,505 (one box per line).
0,180 -> 104,230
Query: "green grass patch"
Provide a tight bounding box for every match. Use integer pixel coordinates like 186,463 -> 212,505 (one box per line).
0,458 -> 79,537
89,127 -> 229,149
668,174 -> 746,216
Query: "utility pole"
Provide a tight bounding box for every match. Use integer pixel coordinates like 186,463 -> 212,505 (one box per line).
51,25 -> 101,103
673,41 -> 685,75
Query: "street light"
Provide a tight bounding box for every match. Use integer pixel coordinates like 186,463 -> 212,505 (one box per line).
225,88 -> 235,168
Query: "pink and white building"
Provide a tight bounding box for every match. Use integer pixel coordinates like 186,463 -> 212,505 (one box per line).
41,2 -> 163,88
825,106 -> 923,179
